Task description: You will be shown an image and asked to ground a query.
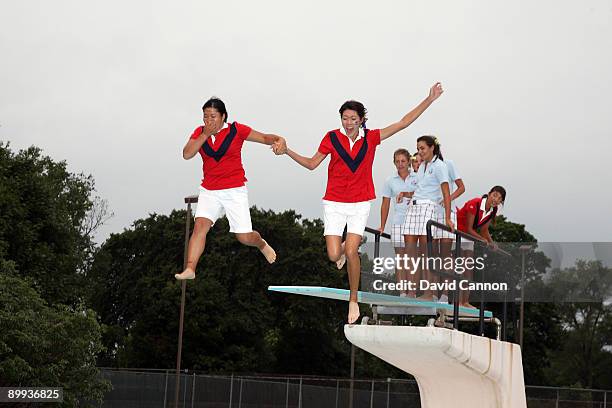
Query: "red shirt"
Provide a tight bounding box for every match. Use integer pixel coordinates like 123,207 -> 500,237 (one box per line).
457,196 -> 498,232
189,122 -> 252,190
318,128 -> 381,202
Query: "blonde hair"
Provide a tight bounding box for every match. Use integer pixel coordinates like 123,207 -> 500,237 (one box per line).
393,148 -> 411,162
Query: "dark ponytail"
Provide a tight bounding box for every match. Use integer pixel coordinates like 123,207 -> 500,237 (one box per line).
416,135 -> 443,160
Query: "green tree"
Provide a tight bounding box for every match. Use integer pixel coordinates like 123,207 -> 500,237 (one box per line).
0,268 -> 110,406
0,142 -> 110,306
88,208 -> 358,375
544,260 -> 612,389
0,142 -> 111,404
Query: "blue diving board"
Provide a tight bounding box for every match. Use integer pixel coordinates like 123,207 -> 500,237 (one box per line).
268,286 -> 493,318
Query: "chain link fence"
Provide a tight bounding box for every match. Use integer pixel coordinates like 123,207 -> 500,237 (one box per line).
98,369 -> 610,408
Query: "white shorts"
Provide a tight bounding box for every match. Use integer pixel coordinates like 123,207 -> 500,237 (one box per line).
391,224 -> 406,248
434,209 -> 458,240
322,200 -> 371,236
194,186 -> 253,233
402,201 -> 438,236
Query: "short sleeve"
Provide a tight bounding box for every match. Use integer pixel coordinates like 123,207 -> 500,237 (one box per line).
381,177 -> 393,198
318,133 -> 332,155
466,199 -> 479,216
234,122 -> 252,141
447,160 -> 461,182
368,129 -> 381,146
190,126 -> 204,140
434,162 -> 449,185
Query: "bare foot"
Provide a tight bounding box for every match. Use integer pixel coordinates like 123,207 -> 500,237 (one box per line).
259,239 -> 277,263
175,268 -> 195,280
348,301 -> 360,324
336,253 -> 346,269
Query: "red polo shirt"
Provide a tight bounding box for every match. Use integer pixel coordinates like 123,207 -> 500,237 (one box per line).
457,196 -> 497,232
189,122 -> 252,190
318,128 -> 381,202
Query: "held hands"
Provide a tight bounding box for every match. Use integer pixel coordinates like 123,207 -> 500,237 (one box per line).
428,82 -> 444,102
446,216 -> 455,232
271,137 -> 287,155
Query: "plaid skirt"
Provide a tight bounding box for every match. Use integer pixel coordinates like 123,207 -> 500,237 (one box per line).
402,201 -> 438,236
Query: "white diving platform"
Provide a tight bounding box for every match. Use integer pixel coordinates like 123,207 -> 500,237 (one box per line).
269,286 -> 526,408
345,326 -> 527,408
268,286 -> 493,318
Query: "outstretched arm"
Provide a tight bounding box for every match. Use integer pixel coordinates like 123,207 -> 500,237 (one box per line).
285,149 -> 327,171
246,129 -> 287,151
379,82 -> 444,142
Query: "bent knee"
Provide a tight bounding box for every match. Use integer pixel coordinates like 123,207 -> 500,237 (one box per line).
193,218 -> 212,234
327,250 -> 342,262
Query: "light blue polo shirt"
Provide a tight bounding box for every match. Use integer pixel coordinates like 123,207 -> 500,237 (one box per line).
382,172 -> 416,225
412,156 -> 450,202
445,159 -> 461,195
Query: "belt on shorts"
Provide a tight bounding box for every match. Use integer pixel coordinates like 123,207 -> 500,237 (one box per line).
411,199 -> 438,205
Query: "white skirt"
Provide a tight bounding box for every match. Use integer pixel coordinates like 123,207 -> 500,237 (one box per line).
402,201 -> 438,236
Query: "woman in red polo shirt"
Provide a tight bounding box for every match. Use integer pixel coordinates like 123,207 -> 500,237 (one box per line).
175,97 -> 287,280
278,83 -> 444,323
456,185 -> 506,307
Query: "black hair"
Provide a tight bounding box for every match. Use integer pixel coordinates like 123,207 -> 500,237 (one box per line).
202,97 -> 228,123
339,100 -> 368,129
489,185 -> 507,203
416,135 -> 444,161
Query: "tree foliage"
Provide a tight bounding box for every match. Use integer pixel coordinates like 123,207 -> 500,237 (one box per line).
0,142 -> 109,306
0,142 -> 110,405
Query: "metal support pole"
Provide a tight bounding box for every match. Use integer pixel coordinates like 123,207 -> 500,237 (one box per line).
555,388 -> 559,408
386,378 -> 390,408
374,231 -> 381,259
298,377 -> 303,408
175,202 -> 192,408
163,370 -> 168,408
479,263 -> 486,336
229,374 -> 234,408
238,378 -> 243,408
370,380 -> 374,408
502,278 -> 508,341
453,235 -> 461,330
286,379 -> 290,408
519,248 -> 526,349
335,379 -> 339,408
191,373 -> 196,408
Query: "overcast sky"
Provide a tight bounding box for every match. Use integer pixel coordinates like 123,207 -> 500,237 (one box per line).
2,0 -> 611,243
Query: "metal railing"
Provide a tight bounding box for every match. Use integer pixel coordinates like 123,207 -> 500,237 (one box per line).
361,220 -> 512,336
